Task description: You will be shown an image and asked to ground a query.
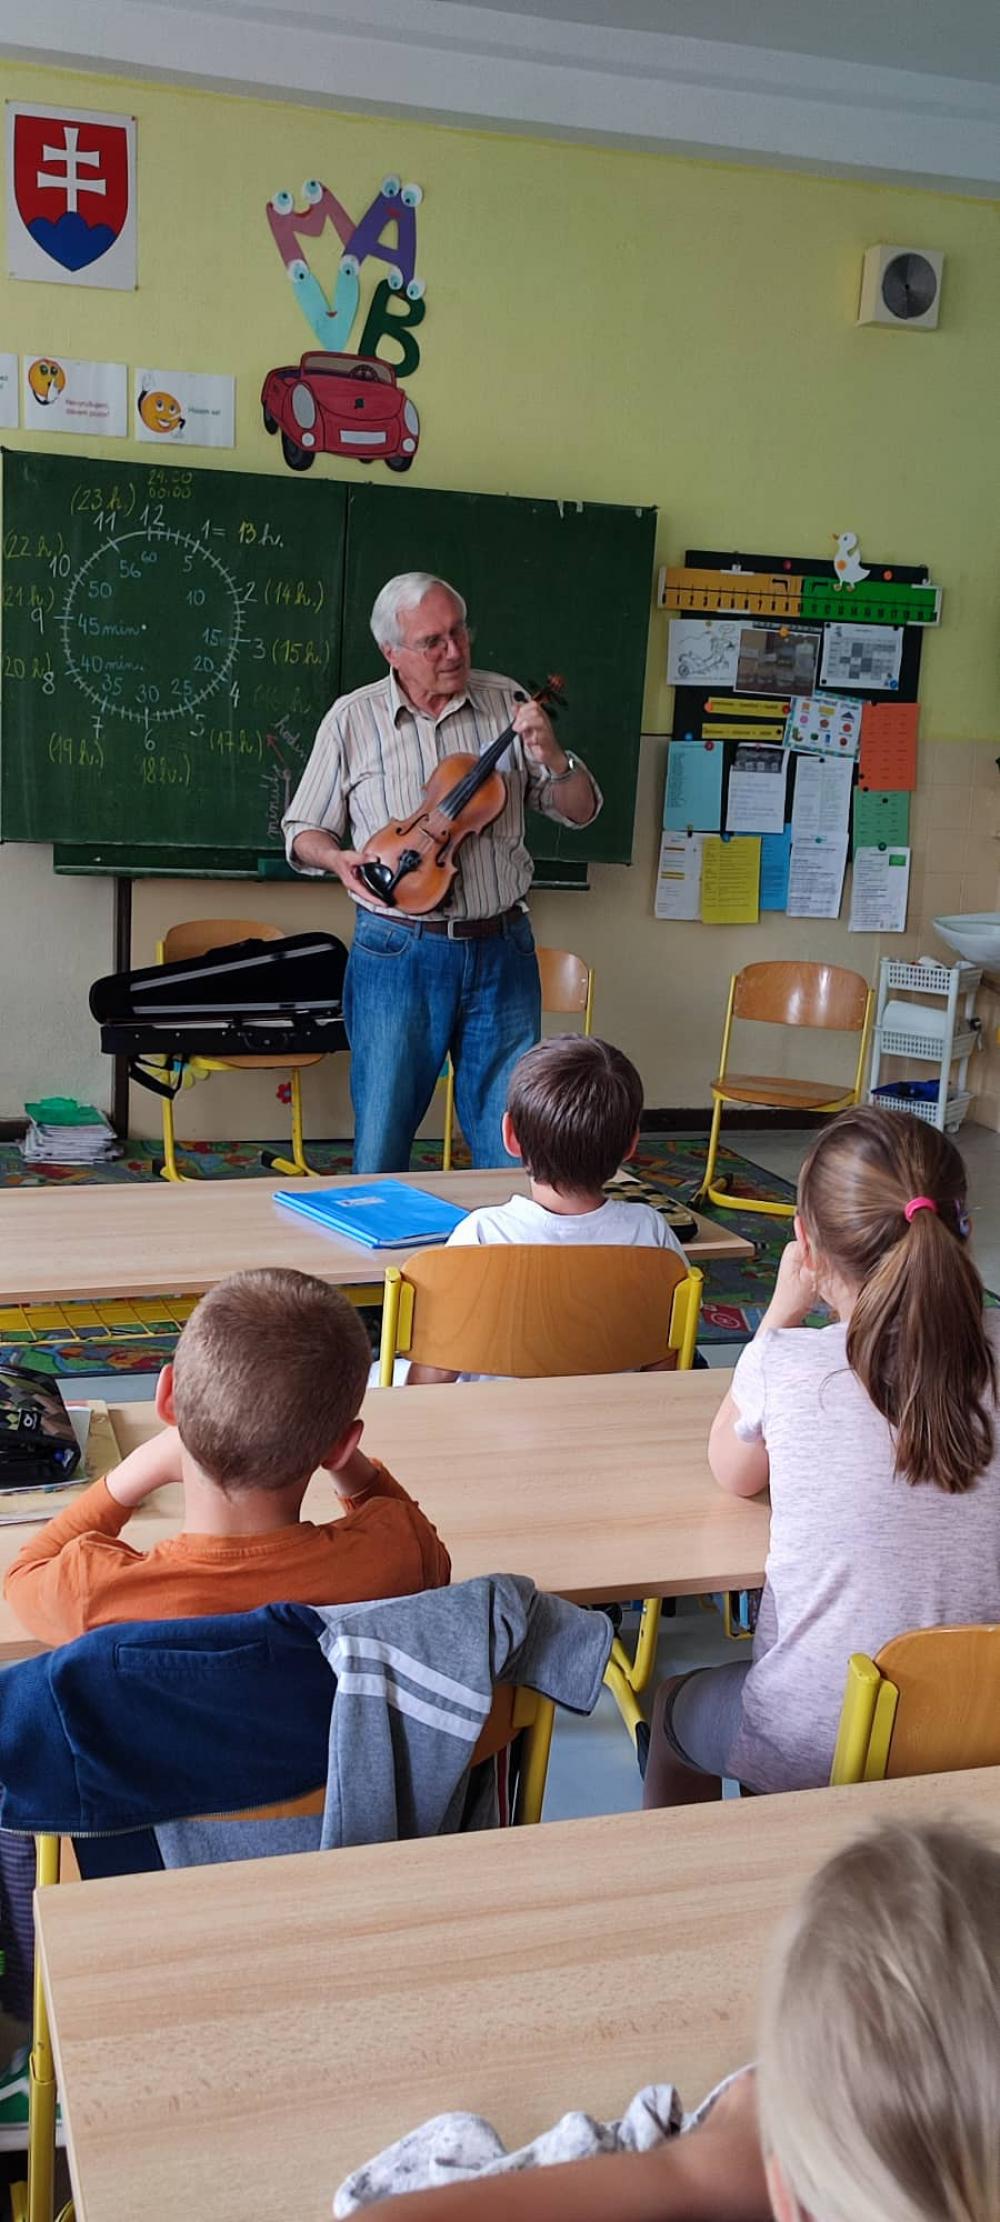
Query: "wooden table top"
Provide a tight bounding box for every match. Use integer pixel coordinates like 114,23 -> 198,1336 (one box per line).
38,1768 -> 1000,2222
0,1372 -> 767,1663
0,1170 -> 752,1304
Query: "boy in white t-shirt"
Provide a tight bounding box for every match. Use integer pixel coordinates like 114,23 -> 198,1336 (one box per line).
451,1034 -> 687,1257
408,1036 -> 686,1383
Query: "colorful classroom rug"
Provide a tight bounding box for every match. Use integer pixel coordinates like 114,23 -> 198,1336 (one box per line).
0,1133 -> 789,1376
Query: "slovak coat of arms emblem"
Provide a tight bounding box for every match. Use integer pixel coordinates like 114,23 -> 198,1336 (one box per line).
6,103 -> 137,289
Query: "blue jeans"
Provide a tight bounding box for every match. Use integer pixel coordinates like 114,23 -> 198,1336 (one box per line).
344,909 -> 542,1172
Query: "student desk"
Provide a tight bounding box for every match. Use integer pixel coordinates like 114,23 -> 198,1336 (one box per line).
37,1767 -> 1000,2222
0,1170 -> 752,1305
0,1372 -> 767,1662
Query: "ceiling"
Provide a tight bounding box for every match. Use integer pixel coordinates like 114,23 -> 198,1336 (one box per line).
1,0 -> 998,194
456,0 -> 1000,85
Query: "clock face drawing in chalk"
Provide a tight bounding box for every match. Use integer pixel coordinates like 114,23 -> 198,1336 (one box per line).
57,526 -> 243,727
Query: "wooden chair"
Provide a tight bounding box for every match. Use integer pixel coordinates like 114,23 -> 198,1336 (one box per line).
697,961 -> 874,1217
155,920 -> 324,1183
830,1626 -> 1000,1786
379,1243 -> 703,1762
441,947 -> 596,1171
14,1683 -> 553,2222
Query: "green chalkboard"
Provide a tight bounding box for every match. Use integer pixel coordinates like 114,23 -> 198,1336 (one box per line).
341,485 -> 656,864
2,455 -> 654,868
0,451 -> 345,845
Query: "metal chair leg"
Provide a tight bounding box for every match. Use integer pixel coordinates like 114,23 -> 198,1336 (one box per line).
159,1090 -> 189,1184
513,1697 -> 554,1824
695,1094 -> 724,1207
25,1834 -> 60,2222
262,1069 -> 322,1179
603,1656 -> 645,1749
700,1093 -> 796,1217
441,1058 -> 456,1173
710,1186 -> 795,1219
629,1598 -> 663,1695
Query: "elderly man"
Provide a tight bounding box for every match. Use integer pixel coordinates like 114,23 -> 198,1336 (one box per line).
283,572 -> 602,1171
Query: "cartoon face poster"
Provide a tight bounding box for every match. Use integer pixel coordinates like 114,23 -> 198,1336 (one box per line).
6,102 -> 137,289
135,369 -> 235,447
262,173 -> 425,474
21,354 -> 127,436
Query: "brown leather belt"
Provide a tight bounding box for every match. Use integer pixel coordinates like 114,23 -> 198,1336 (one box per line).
370,906 -> 524,941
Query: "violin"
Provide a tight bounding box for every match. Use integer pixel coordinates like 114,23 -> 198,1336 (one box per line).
357,675 -> 567,913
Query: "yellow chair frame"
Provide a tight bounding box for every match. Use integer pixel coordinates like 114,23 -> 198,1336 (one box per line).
698,961 -> 874,1219
11,1835 -> 72,2222
441,946 -> 595,1171
379,1244 -> 702,1763
602,1271 -> 702,1751
830,1624 -> 1000,1787
153,920 -> 324,1184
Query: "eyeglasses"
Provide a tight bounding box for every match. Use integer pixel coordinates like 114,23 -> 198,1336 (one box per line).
408,623 -> 472,656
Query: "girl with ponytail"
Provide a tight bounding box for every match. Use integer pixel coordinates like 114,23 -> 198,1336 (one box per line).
645,1105 -> 1000,1806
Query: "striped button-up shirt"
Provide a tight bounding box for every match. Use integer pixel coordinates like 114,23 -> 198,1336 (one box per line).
283,669 -> 602,921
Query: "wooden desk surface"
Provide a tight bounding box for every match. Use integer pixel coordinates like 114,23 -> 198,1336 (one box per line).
0,1372 -> 767,1664
38,1768 -> 1000,2222
119,1368 -> 762,1596
0,1171 -> 752,1304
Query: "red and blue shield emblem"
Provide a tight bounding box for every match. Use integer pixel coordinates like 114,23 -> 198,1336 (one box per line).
12,111 -> 130,273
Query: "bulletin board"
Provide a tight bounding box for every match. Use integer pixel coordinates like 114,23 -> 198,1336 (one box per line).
655,543 -> 938,933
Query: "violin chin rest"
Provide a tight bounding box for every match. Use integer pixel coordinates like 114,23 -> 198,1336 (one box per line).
358,860 -> 398,904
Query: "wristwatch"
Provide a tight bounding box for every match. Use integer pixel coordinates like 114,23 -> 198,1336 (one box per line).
545,751 -> 584,783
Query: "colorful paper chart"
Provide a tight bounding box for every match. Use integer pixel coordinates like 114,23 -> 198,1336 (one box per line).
852,789 -> 910,849
859,702 -> 918,791
849,846 -> 911,934
663,740 -> 723,832
760,826 -> 792,910
700,835 -> 760,925
785,692 -> 862,758
654,831 -> 703,920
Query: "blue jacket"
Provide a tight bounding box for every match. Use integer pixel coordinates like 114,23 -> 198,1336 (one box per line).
0,1579 -> 612,1843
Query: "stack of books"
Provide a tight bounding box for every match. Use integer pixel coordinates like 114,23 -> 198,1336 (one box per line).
21,1097 -> 121,1166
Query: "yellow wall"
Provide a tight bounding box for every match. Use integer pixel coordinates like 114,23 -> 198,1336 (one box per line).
2,62 -> 999,1135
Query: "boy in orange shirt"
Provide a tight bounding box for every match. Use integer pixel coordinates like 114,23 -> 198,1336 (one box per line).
5,1265 -> 450,1648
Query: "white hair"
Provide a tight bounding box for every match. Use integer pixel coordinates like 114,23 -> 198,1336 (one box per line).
370,573 -> 467,652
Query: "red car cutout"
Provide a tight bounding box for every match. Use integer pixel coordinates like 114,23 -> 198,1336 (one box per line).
261,351 -> 419,472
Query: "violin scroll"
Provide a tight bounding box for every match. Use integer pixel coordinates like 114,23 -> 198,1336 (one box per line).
527,675 -> 568,718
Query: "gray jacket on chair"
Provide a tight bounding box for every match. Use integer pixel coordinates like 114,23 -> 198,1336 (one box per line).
156,1576 -> 613,1866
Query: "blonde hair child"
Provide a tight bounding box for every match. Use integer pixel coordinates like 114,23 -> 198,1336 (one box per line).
355,1821 -> 1000,2222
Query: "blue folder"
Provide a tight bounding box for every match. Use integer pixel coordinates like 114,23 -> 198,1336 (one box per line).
273,1180 -> 468,1250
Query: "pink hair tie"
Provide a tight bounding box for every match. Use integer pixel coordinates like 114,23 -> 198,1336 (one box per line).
904,1196 -> 938,1223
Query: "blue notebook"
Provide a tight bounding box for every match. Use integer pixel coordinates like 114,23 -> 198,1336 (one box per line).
274,1181 -> 468,1250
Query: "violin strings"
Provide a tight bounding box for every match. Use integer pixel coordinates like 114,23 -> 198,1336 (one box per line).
437,719 -> 516,821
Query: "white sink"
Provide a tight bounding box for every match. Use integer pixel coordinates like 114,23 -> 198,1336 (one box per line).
934,914 -> 1000,965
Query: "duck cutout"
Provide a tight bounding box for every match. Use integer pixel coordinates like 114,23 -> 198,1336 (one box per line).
832,531 -> 870,590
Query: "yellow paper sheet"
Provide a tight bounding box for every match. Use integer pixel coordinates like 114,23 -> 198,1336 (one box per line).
704,697 -> 789,717
700,836 -> 761,924
703,722 -> 786,741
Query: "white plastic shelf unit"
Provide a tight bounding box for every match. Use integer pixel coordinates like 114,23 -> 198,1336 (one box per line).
868,959 -> 982,1132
